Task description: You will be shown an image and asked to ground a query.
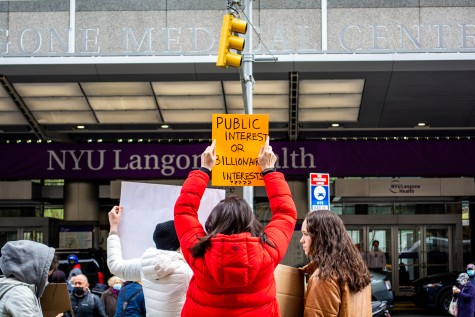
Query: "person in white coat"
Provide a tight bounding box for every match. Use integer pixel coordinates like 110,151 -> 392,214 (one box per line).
107,206 -> 193,317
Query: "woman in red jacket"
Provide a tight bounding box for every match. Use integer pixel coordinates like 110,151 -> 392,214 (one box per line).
174,137 -> 297,317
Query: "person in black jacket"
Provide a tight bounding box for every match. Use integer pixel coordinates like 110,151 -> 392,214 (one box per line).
66,274 -> 107,317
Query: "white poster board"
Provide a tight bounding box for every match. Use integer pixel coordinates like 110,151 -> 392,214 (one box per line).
119,181 -> 225,259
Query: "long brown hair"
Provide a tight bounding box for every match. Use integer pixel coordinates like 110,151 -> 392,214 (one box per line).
304,210 -> 371,292
190,195 -> 274,257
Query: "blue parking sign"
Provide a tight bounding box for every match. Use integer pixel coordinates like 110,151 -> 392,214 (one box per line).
309,173 -> 330,211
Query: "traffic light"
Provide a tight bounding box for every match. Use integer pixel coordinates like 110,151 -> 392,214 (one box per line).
216,14 -> 248,68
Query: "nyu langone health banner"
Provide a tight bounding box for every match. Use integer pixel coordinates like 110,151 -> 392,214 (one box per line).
1,140 -> 475,180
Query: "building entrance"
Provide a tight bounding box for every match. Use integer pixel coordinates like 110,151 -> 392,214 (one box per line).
344,215 -> 458,297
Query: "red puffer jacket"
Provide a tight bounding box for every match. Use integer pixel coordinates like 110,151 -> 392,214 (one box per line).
174,170 -> 297,317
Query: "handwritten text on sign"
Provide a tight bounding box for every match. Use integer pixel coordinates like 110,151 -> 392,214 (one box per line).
212,114 -> 269,186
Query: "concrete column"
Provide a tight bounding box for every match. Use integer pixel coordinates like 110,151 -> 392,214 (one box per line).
64,182 -> 99,221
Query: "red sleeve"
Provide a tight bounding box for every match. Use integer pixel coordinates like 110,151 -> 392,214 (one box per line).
174,170 -> 209,263
262,172 -> 298,264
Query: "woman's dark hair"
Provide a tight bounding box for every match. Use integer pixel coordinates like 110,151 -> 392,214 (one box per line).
190,195 -> 274,257
304,210 -> 371,292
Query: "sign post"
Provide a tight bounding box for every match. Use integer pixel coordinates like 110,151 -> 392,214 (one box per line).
309,173 -> 330,211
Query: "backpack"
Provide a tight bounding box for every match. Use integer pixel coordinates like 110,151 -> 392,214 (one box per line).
120,284 -> 143,317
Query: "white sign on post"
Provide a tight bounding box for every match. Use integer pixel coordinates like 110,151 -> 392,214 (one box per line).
119,181 -> 225,259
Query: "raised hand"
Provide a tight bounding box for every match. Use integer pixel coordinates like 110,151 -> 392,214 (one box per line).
108,206 -> 122,232
258,136 -> 277,171
201,139 -> 216,171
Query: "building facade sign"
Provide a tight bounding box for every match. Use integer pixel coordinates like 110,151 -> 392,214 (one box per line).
1,7 -> 475,56
370,179 -> 440,196
1,140 -> 474,180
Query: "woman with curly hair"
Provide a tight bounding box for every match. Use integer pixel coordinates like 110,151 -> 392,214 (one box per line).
300,210 -> 372,317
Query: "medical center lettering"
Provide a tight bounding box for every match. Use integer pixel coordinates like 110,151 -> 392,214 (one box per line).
2,20 -> 475,55
46,148 -> 316,176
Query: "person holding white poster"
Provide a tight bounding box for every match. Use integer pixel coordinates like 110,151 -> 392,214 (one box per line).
174,137 -> 297,317
107,209 -> 193,317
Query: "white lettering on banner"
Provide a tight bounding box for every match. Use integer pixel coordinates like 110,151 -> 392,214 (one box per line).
47,150 -> 105,171
3,20 -> 475,56
45,147 -> 316,176
278,147 -> 316,169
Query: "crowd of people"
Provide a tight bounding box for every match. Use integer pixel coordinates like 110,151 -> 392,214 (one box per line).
0,137 -> 384,316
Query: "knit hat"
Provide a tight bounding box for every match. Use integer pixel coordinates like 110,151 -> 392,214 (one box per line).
467,263 -> 475,270
153,220 -> 180,251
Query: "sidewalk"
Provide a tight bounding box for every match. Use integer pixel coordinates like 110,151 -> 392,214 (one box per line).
390,297 -> 443,317
392,297 -> 420,311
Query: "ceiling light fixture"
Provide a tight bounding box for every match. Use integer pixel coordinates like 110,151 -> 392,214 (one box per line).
417,122 -> 427,127
161,124 -> 169,129
331,123 -> 340,127
77,125 -> 85,129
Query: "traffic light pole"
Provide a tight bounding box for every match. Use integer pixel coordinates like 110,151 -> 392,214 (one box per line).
239,0 -> 254,208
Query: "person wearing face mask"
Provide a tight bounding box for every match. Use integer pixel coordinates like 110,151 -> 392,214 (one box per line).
66,274 -> 107,317
466,263 -> 475,284
101,276 -> 123,317
367,240 -> 387,272
453,272 -> 475,317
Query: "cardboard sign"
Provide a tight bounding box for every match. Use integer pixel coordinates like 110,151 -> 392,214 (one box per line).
40,283 -> 73,317
274,264 -> 305,317
212,114 -> 269,186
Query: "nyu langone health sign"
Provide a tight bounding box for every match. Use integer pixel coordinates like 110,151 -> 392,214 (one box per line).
1,140 -> 475,180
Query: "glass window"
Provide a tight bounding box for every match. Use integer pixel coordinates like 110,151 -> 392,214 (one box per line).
395,203 -> 446,215
23,230 -> 44,244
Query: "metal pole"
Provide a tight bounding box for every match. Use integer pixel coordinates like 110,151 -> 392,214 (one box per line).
240,0 -> 254,208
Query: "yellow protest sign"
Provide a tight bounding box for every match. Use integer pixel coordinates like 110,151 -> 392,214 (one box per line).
212,114 -> 269,186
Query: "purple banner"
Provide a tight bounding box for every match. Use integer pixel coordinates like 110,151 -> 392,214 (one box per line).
1,140 -> 475,180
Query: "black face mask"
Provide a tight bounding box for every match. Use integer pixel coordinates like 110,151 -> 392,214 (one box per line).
73,287 -> 85,297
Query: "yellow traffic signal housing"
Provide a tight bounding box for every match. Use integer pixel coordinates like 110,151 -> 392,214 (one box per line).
216,14 -> 248,68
